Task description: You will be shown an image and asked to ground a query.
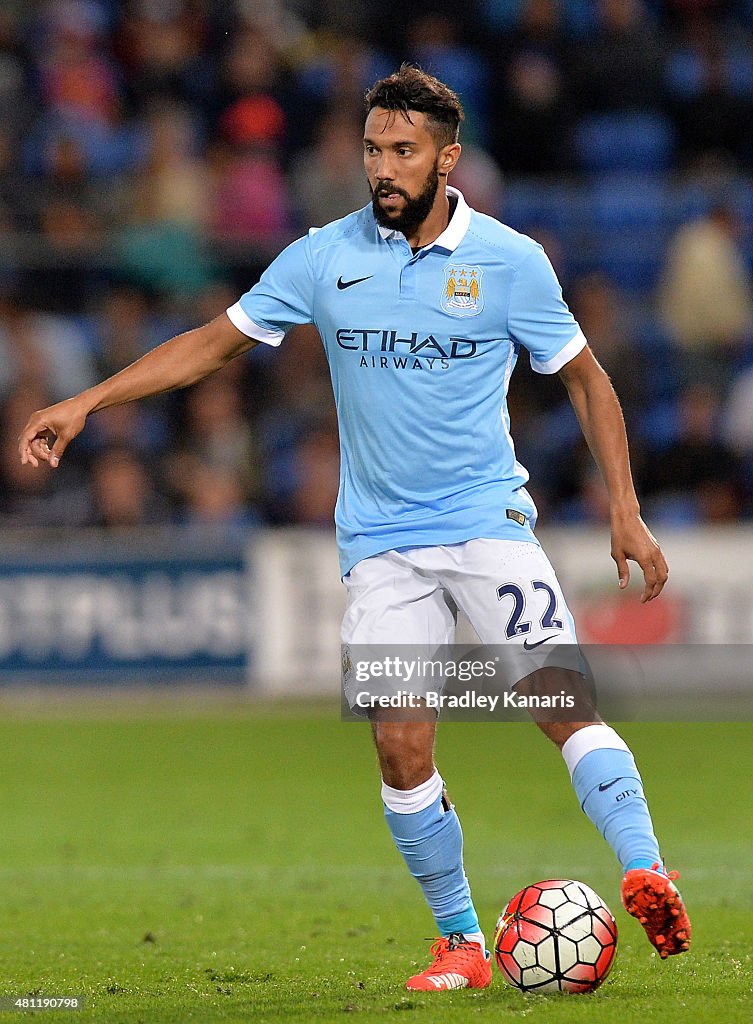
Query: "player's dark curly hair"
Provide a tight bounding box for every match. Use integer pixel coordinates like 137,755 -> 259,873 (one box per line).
365,64 -> 464,149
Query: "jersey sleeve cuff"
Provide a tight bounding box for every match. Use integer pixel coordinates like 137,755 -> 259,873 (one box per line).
226,302 -> 285,346
530,329 -> 587,374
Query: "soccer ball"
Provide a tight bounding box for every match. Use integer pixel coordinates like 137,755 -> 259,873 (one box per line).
494,879 -> 617,994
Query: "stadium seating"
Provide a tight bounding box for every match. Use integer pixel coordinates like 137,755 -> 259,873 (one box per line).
575,113 -> 675,175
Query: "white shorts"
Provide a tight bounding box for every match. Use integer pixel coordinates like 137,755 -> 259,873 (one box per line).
341,539 -> 581,713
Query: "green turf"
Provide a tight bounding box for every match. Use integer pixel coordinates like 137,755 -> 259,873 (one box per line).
0,706 -> 750,1023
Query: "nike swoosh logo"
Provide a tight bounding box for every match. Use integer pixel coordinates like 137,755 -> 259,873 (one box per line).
522,636 -> 555,650
598,779 -> 620,792
337,275 -> 373,290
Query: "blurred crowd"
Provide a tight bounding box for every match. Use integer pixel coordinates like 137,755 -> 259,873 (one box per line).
1,0 -> 753,533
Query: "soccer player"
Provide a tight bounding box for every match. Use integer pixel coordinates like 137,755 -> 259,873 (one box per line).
19,66 -> 690,990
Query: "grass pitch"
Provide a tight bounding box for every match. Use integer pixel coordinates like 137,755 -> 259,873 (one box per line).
0,703 -> 750,1023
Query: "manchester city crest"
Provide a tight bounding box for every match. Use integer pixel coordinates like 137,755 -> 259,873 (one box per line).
441,264 -> 484,317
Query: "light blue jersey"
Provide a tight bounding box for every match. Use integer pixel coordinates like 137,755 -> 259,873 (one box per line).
227,187 -> 586,576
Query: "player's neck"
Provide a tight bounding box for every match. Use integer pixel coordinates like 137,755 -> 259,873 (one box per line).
405,188 -> 451,250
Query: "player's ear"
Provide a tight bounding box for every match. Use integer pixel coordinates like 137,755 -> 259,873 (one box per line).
438,142 -> 461,178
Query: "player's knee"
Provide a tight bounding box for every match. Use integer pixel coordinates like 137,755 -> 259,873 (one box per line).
517,667 -> 598,731
374,723 -> 434,789
379,752 -> 435,790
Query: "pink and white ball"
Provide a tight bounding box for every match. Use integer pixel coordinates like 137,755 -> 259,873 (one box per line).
494,879 -> 618,994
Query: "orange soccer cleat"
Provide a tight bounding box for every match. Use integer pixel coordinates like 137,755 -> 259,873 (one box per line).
622,864 -> 691,959
405,933 -> 492,991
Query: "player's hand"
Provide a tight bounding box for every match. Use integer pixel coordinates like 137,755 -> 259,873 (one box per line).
18,397 -> 89,469
610,511 -> 668,603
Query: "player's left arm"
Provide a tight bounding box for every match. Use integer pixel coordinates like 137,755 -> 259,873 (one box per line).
558,345 -> 668,603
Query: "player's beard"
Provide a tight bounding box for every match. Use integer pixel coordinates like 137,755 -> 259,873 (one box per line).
370,163 -> 440,237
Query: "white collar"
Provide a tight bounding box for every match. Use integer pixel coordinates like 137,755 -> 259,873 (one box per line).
376,186 -> 471,253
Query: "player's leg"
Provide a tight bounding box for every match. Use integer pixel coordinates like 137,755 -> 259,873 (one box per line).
439,538 -> 666,874
341,550 -> 490,990
441,538 -> 690,957
372,710 -> 490,988
539,715 -> 690,958
373,712 -> 482,939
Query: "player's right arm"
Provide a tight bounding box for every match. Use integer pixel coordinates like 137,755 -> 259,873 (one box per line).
19,313 -> 257,469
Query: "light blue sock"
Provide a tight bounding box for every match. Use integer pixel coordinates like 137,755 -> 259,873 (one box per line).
383,773 -> 480,937
563,727 -> 662,874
